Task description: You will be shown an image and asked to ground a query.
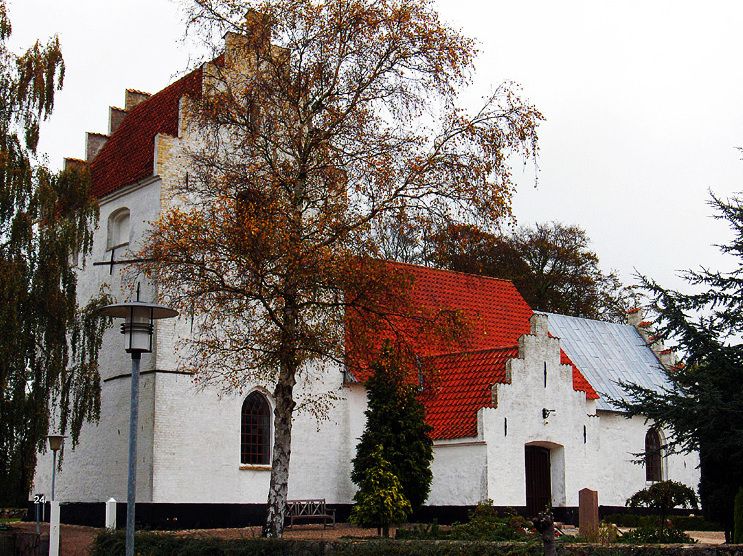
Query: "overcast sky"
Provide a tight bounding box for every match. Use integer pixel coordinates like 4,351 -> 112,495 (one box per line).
8,0 -> 743,295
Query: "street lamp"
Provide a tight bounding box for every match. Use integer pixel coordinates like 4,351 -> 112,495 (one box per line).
99,299 -> 177,556
46,434 -> 66,502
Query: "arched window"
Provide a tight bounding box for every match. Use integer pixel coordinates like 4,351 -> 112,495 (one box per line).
645,428 -> 663,482
241,391 -> 271,465
107,208 -> 130,250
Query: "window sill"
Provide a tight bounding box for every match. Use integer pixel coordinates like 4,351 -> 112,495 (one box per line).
240,464 -> 271,471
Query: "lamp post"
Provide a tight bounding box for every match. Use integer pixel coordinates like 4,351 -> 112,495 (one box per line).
46,434 -> 66,502
99,299 -> 177,556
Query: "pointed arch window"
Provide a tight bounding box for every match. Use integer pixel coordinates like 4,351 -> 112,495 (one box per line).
107,207 -> 130,250
241,391 -> 271,465
645,428 -> 663,482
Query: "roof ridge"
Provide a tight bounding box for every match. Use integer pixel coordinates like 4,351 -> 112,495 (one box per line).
389,260 -> 518,285
544,311 -> 634,328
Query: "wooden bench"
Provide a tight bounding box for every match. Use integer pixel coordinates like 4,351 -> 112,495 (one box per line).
286,499 -> 336,528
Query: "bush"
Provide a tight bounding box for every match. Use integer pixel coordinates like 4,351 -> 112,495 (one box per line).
604,513 -> 720,531
626,481 -> 699,530
350,445 -> 412,537
397,502 -> 538,542
618,526 -> 696,544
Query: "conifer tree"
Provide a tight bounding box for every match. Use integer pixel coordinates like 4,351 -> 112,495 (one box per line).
352,344 -> 433,510
0,2 -> 109,505
350,444 -> 412,537
612,193 -> 743,542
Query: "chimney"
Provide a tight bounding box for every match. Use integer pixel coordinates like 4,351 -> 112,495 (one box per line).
626,307 -> 643,327
86,132 -> 109,161
109,106 -> 128,134
245,9 -> 271,50
125,89 -> 151,110
64,158 -> 86,172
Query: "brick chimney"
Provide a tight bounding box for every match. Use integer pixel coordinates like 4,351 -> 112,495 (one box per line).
626,307 -> 678,370
125,89 -> 151,110
64,158 -> 86,172
109,106 -> 127,134
86,132 -> 109,161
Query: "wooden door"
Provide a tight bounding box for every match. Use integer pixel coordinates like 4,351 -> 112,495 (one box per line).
525,445 -> 551,517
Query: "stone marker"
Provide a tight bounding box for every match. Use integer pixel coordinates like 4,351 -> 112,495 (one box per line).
579,488 -> 599,539
106,498 -> 117,530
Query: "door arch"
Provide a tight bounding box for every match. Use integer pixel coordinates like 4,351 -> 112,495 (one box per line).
524,445 -> 551,516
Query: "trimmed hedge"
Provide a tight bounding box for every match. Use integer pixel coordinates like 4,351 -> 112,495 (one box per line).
92,530 -> 743,556
604,514 -> 721,531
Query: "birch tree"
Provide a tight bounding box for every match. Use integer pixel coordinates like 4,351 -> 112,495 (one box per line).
146,0 -> 542,536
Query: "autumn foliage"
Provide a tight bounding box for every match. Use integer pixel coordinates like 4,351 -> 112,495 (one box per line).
144,0 -> 542,536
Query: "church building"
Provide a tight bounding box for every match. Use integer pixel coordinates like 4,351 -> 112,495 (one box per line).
30,32 -> 699,528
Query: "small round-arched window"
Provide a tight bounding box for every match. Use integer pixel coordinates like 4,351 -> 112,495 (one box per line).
241,391 -> 271,465
107,208 -> 130,250
645,428 -> 663,482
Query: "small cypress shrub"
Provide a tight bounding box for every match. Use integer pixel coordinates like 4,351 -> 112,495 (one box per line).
350,444 -> 412,537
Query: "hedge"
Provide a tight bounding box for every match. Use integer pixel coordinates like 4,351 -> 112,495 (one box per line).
604,514 -> 721,531
92,530 -> 743,556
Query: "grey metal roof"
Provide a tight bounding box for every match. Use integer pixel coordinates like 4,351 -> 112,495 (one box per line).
545,313 -> 670,411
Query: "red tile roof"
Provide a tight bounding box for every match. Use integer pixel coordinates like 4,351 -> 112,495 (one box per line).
386,262 -> 534,354
347,262 -> 599,440
89,67 -> 204,198
422,346 -> 518,440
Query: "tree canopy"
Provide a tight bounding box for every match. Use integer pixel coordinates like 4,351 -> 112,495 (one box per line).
426,222 -> 636,322
611,193 -> 743,541
145,0 -> 542,536
0,1 -> 109,505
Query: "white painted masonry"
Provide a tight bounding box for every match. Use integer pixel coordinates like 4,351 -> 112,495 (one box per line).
30,33 -> 700,518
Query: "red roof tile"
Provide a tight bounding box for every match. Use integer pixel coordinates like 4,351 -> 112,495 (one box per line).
422,346 -> 518,440
386,261 -> 534,354
346,262 -> 599,439
90,68 -> 203,198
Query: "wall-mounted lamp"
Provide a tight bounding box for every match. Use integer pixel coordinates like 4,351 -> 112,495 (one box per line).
542,408 -> 556,419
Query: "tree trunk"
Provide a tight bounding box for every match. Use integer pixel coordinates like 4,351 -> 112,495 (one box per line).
262,366 -> 296,538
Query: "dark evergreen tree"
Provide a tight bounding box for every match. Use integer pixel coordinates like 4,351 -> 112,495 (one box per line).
0,1 -> 110,505
351,344 -> 433,510
611,193 -> 743,542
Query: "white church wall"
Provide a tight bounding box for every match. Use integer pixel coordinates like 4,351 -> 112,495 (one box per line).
596,411 -> 700,507
480,314 -> 602,509
31,374 -> 157,503
149,362 -> 356,504
31,179 -> 164,504
428,441 -> 487,505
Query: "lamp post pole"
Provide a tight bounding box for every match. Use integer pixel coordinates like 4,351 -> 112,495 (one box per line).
125,351 -> 141,556
99,299 -> 177,556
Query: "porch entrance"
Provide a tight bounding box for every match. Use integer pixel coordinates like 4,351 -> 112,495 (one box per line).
524,445 -> 551,517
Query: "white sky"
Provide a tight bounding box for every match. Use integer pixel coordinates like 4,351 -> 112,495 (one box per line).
8,0 -> 743,293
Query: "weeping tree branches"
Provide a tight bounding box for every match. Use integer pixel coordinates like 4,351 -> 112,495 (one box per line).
0,1 -> 109,505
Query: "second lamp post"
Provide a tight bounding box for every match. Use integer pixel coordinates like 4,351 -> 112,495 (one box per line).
99,300 -> 177,556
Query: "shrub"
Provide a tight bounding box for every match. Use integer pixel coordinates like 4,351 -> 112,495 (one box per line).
626,481 -> 699,530
618,526 -> 696,544
397,502 -> 538,542
604,513 -> 720,531
350,444 -> 412,537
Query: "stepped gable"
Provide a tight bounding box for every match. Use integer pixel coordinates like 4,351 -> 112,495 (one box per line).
347,262 -> 599,440
422,346 -> 518,440
89,68 -> 203,198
